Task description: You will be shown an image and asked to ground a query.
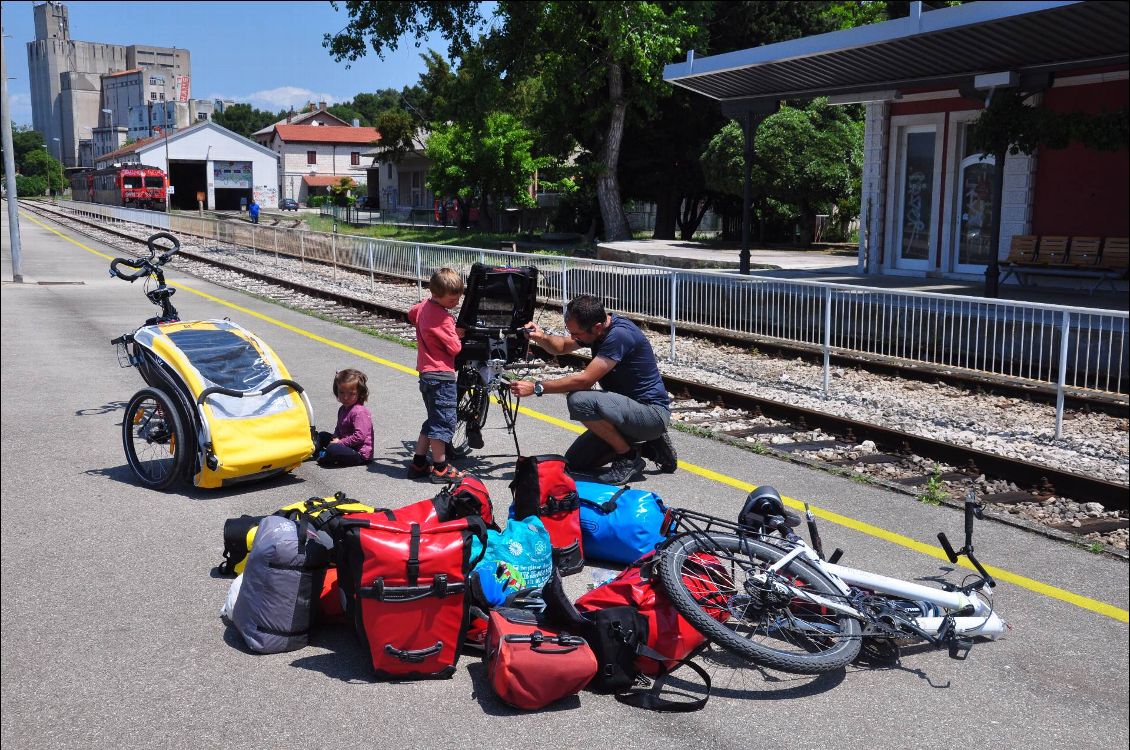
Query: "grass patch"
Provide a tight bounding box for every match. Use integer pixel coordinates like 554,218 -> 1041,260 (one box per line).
917,465 -> 948,505
304,216 -> 591,255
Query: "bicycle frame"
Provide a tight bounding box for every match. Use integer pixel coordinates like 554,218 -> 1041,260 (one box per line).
662,504 -> 1007,649
763,541 -> 1006,640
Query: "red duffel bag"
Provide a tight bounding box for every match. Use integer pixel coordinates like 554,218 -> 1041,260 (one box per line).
510,455 -> 583,575
390,475 -> 498,529
337,516 -> 487,679
486,608 -> 597,710
574,552 -> 729,676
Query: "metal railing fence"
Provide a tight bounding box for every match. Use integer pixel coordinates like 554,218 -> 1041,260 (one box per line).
53,200 -> 1129,437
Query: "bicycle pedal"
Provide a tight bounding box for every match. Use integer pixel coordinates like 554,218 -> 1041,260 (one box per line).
947,638 -> 973,660
468,431 -> 485,450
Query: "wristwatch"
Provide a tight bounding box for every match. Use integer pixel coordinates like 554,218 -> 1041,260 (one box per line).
533,380 -> 544,397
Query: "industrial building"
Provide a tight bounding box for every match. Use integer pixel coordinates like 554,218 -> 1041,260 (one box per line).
24,1 -> 225,170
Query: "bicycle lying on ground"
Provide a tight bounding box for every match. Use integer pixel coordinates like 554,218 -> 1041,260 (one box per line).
656,487 -> 1006,674
109,232 -> 315,490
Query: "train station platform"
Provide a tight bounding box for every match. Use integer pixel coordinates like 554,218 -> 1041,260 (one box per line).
2,202 -> 1127,750
598,238 -> 1129,312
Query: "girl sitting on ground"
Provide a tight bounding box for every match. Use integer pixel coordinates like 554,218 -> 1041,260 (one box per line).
314,368 -> 374,467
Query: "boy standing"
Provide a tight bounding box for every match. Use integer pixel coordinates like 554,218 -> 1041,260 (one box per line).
407,268 -> 466,483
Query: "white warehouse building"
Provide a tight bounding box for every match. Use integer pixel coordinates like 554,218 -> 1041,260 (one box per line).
96,121 -> 280,210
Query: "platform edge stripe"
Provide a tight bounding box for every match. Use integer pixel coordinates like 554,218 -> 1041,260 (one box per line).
33,211 -> 1128,625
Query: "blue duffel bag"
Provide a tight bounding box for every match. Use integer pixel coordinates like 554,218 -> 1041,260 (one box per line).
576,481 -> 667,564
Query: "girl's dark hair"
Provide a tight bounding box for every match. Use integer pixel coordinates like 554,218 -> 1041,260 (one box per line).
333,368 -> 369,404
566,294 -> 606,329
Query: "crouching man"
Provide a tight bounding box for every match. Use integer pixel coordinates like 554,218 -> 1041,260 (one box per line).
509,294 -> 677,484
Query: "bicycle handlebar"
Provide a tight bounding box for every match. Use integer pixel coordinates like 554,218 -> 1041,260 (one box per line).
108,233 -> 181,282
109,256 -> 150,282
147,232 -> 181,264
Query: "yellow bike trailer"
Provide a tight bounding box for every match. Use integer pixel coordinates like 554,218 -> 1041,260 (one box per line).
126,319 -> 315,488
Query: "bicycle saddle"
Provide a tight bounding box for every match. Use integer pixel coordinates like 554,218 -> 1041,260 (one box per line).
738,486 -> 801,530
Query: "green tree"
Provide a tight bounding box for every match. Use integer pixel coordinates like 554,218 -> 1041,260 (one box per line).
21,149 -> 67,194
2,125 -> 46,178
325,1 -> 707,241
15,174 -> 48,197
213,103 -> 286,138
702,100 -> 862,244
328,177 -> 357,207
426,111 -> 547,230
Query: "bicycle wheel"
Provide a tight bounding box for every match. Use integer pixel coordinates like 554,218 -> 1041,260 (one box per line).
122,387 -> 189,490
450,368 -> 490,458
658,532 -> 861,674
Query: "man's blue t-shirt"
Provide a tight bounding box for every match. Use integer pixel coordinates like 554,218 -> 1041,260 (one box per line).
589,315 -> 670,408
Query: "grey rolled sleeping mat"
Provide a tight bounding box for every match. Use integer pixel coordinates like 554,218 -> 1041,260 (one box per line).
232,514 -> 333,654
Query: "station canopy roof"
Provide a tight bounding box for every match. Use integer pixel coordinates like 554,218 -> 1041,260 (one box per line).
663,1 -> 1129,105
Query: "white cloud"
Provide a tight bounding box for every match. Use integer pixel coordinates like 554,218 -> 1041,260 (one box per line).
211,87 -> 340,112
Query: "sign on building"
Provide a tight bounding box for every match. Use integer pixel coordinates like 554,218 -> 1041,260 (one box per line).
213,161 -> 252,189
176,75 -> 191,102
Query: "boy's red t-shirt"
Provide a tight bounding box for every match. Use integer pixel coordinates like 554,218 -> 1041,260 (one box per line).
408,298 -> 461,374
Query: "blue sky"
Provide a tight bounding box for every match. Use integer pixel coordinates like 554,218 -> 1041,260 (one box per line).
1,0 -> 463,126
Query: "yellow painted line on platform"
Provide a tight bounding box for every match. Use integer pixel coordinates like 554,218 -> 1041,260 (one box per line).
34,211 -> 1129,624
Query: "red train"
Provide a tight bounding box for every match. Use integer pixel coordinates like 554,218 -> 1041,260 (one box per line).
69,165 -> 168,211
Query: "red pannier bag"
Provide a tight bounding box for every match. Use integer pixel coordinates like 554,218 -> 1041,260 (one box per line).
486,608 -> 597,710
574,552 -> 730,676
392,475 -> 497,529
510,455 -> 583,575
337,516 -> 487,679
318,567 -> 345,623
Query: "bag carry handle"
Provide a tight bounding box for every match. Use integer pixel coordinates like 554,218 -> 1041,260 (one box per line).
385,641 -> 443,663
502,631 -> 587,654
360,576 -> 463,601
579,486 -> 630,514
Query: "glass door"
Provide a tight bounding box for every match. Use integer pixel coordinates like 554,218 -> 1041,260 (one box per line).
952,124 -> 997,273
892,126 -> 937,271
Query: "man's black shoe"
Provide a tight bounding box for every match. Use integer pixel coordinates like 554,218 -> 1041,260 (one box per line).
641,431 -> 678,474
596,453 -> 645,485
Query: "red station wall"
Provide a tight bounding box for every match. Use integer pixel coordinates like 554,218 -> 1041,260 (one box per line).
1031,79 -> 1129,238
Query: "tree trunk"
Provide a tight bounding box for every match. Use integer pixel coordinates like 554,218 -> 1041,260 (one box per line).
479,191 -> 492,231
652,182 -> 678,240
678,195 -> 711,241
596,63 -> 631,241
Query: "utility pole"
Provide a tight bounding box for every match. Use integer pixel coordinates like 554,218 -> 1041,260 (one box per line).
1,28 -> 25,282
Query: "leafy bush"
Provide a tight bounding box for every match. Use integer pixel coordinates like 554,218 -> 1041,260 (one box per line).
15,174 -> 47,197
307,195 -> 326,207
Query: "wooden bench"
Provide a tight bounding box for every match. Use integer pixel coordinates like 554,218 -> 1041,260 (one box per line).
999,235 -> 1129,293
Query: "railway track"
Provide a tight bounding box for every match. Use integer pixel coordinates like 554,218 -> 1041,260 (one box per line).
22,201 -> 1129,553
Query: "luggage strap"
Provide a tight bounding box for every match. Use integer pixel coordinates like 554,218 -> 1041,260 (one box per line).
407,523 -> 421,585
579,486 -> 630,514
359,575 -> 463,601
543,491 -> 579,515
502,631 -> 587,654
616,643 -> 712,713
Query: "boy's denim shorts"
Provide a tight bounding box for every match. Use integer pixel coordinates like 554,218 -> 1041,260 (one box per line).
419,375 -> 457,443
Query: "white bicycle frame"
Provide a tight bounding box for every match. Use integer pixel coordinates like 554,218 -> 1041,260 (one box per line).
764,542 -> 1007,640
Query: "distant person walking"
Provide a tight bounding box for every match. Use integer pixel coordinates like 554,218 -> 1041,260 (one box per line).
248,199 -> 260,224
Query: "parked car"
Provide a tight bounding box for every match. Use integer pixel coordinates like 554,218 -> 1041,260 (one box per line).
354,196 -> 373,210
279,198 -> 299,211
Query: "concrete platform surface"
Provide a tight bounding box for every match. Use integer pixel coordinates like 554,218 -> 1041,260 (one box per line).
2,203 -> 1127,750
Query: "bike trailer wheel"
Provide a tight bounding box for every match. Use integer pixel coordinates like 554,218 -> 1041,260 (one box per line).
122,387 -> 189,490
658,532 -> 861,674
